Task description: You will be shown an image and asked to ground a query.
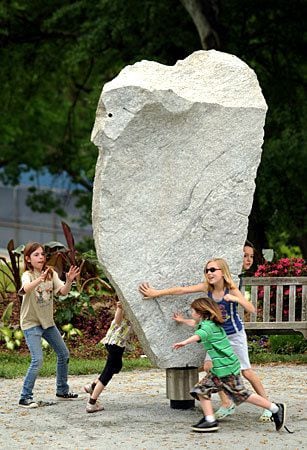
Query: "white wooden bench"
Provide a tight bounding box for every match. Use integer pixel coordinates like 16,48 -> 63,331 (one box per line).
239,276 -> 307,338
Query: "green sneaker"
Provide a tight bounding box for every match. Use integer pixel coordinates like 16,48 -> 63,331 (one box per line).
215,404 -> 235,420
259,409 -> 272,422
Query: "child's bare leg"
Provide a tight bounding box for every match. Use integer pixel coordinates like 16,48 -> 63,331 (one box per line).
192,396 -> 219,431
86,380 -> 105,413
91,380 -> 105,400
198,396 -> 214,416
218,390 -> 233,408
246,393 -> 274,410
245,395 -> 286,432
242,368 -> 272,421
241,369 -> 268,399
203,360 -> 212,373
85,380 -> 105,413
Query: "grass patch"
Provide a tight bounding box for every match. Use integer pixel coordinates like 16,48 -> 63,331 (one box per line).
250,352 -> 307,364
0,352 -> 154,379
0,350 -> 306,379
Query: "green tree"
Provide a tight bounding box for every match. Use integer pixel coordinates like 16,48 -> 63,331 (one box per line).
0,0 -> 198,223
220,0 -> 306,256
0,0 -> 306,256
181,0 -> 306,256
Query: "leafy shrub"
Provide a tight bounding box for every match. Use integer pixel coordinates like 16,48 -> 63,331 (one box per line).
55,289 -> 95,324
269,334 -> 307,354
255,257 -> 307,278
0,302 -> 24,350
0,241 -> 24,295
248,335 -> 269,354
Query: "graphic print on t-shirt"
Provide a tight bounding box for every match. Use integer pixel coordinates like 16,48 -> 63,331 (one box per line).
35,283 -> 53,307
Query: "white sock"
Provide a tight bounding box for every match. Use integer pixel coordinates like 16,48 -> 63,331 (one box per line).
269,403 -> 279,414
205,415 -> 216,423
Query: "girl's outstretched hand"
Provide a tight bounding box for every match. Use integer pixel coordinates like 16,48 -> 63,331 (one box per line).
66,266 -> 80,282
139,282 -> 158,298
172,312 -> 185,323
172,342 -> 185,350
41,267 -> 53,282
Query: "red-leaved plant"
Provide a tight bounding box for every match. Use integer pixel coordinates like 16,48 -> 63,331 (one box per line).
254,258 -> 307,321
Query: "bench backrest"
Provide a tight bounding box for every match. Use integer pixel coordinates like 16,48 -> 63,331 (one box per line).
239,276 -> 307,338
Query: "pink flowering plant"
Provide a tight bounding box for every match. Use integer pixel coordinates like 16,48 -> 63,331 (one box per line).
254,258 -> 307,321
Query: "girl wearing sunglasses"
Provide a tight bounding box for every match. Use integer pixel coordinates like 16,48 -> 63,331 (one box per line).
139,257 -> 271,423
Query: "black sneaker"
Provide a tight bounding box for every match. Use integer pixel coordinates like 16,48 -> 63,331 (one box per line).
271,403 -> 286,431
56,392 -> 78,400
191,417 -> 219,432
19,398 -> 38,408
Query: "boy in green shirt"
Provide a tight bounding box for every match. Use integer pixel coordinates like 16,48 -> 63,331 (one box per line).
172,297 -> 286,433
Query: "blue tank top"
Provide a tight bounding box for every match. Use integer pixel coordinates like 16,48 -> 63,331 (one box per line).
208,289 -> 243,335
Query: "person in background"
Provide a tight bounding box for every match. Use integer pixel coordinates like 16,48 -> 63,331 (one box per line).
242,240 -> 256,276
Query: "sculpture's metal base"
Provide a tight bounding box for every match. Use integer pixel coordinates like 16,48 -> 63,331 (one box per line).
166,367 -> 198,409
170,399 -> 195,409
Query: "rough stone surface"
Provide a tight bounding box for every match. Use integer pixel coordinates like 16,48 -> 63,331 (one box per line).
91,50 -> 267,368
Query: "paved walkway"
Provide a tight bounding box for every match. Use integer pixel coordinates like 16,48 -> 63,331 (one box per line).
0,365 -> 306,449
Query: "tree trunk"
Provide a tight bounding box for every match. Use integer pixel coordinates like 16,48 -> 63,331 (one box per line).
180,0 -> 221,49
247,194 -> 268,264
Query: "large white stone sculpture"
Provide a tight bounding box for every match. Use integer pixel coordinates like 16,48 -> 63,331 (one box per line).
91,50 -> 267,368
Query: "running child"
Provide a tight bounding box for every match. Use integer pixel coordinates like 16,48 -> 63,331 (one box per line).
84,300 -> 131,413
172,297 -> 285,433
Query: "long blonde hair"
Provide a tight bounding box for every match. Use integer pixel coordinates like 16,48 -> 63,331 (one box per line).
203,258 -> 237,292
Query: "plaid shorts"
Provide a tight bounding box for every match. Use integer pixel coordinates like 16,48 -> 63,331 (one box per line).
190,372 -> 251,405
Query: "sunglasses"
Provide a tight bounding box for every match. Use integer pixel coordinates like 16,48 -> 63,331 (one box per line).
205,268 -> 221,273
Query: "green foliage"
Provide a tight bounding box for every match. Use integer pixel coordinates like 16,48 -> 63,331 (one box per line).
247,333 -> 307,363
75,236 -> 95,253
248,335 -> 270,355
0,265 -> 15,293
55,289 -> 94,324
0,240 -> 24,294
219,1 -> 306,255
0,0 -> 306,254
275,242 -> 303,259
61,322 -> 82,340
0,223 -> 115,341
0,0 -> 196,223
249,352 -> 307,364
1,348 -> 306,378
0,302 -> 24,350
269,334 -> 307,354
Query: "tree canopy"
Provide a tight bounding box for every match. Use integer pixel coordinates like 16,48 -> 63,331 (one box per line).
0,0 -> 306,256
